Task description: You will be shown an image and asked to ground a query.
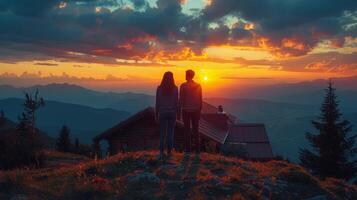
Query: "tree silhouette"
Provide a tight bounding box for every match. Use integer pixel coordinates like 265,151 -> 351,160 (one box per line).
299,80 -> 357,180
74,138 -> 80,153
0,90 -> 45,169
92,141 -> 102,159
0,109 -> 5,125
18,89 -> 45,137
56,125 -> 72,153
19,90 -> 45,167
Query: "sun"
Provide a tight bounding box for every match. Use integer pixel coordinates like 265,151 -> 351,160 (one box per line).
203,76 -> 208,81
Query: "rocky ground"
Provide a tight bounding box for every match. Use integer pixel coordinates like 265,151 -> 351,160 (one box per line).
0,151 -> 356,200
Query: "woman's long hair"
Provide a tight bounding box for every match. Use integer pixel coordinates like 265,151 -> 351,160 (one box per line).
160,71 -> 176,96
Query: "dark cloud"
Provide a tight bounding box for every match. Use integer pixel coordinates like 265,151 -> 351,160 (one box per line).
73,64 -> 91,68
0,0 -> 196,63
202,0 -> 357,56
181,52 -> 357,73
0,0 -> 62,16
130,0 -> 146,9
231,52 -> 357,73
221,76 -> 274,80
0,0 -> 356,65
233,57 -> 280,67
0,0 -> 107,17
280,51 -> 357,72
203,0 -> 357,29
34,62 -> 59,66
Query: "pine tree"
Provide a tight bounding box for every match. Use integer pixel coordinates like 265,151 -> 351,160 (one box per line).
0,109 -> 4,119
299,80 -> 357,180
0,109 -> 5,125
92,141 -> 102,159
56,125 -> 72,152
19,90 -> 45,137
0,90 -> 45,169
74,138 -> 80,153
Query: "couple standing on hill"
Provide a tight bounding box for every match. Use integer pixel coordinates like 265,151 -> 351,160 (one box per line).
155,70 -> 202,159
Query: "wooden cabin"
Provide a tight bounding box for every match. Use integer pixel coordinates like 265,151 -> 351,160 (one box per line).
94,103 -> 274,160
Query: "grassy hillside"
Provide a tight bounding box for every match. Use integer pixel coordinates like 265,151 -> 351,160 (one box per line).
0,118 -> 55,148
0,151 -> 356,200
42,150 -> 90,168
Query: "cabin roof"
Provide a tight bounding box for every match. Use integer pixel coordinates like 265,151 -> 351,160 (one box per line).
94,106 -> 229,144
94,107 -> 155,141
226,123 -> 269,143
225,123 -> 274,159
192,119 -> 228,144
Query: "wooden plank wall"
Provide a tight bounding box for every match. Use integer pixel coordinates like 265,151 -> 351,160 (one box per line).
106,116 -> 219,155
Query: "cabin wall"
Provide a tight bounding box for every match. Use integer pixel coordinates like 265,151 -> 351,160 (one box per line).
104,115 -> 220,155
106,117 -> 186,154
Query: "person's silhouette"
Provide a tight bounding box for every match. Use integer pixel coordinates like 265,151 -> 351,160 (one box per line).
155,71 -> 178,159
179,70 -> 202,154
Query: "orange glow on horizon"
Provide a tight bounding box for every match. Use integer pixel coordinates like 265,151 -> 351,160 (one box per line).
0,43 -> 355,96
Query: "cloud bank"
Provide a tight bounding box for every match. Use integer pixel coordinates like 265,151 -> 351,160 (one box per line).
0,0 -> 356,71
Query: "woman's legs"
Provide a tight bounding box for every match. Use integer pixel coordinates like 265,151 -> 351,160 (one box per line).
166,114 -> 176,154
159,115 -> 168,155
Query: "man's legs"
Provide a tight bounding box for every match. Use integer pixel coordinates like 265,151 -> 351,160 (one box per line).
191,111 -> 200,153
182,111 -> 191,153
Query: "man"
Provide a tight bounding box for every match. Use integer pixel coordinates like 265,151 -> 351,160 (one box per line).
179,70 -> 202,154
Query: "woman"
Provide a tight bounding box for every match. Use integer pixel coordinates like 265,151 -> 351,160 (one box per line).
155,71 -> 178,159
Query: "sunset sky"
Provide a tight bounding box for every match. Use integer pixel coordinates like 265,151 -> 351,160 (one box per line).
0,0 -> 356,96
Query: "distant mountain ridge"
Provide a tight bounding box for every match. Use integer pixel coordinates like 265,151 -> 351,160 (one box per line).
0,83 -> 154,113
1,77 -> 357,111
0,98 -> 130,143
234,76 -> 357,110
205,97 -> 318,123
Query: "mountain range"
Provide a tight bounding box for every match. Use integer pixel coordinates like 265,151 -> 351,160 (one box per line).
1,75 -> 357,110
234,76 -> 357,110
0,79 -> 356,162
0,84 -> 154,113
0,98 -> 129,143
